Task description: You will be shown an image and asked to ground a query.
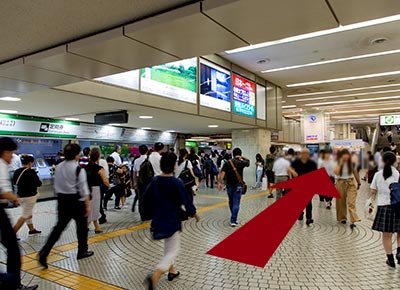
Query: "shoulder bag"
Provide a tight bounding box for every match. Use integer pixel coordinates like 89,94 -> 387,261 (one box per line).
14,168 -> 29,196
229,159 -> 247,195
178,160 -> 196,187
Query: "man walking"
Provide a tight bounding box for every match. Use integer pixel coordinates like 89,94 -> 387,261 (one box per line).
149,142 -> 164,176
218,148 -> 250,227
110,145 -> 122,167
132,144 -> 149,213
39,144 -> 93,268
265,146 -> 277,198
272,151 -> 291,199
289,148 -> 317,226
0,137 -> 38,290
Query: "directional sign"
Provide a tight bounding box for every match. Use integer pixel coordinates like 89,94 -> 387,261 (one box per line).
207,168 -> 340,268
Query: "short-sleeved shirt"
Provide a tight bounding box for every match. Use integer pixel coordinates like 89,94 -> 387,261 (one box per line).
318,159 -> 335,177
85,162 -> 103,188
149,152 -> 162,176
371,167 -> 400,206
110,152 -> 122,166
221,158 -> 250,188
175,160 -> 193,177
291,159 -> 317,176
273,157 -> 290,176
13,167 -> 42,197
133,155 -> 147,177
0,158 -> 12,194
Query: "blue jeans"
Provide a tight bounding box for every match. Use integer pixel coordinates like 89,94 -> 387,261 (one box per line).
255,169 -> 263,187
227,185 -> 242,224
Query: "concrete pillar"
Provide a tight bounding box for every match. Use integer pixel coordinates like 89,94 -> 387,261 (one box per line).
232,128 -> 271,186
334,124 -> 352,140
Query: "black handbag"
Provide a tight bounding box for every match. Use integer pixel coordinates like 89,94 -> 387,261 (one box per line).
178,161 -> 196,187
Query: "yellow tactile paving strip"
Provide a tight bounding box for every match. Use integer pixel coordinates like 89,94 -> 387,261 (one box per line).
16,191 -> 268,289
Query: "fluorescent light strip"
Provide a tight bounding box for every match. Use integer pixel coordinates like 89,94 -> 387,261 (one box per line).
287,70 -> 400,87
0,97 -> 21,102
262,49 -> 400,73
308,100 -> 400,110
305,95 -> 400,106
287,83 -> 400,98
0,110 -> 18,114
331,107 -> 400,114
282,105 -> 297,109
296,89 -> 400,102
226,14 -> 400,54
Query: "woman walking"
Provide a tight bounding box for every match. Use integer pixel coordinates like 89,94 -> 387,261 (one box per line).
12,155 -> 42,235
85,148 -> 111,234
318,150 -> 335,209
176,148 -> 197,198
371,151 -> 400,268
254,153 -> 264,189
143,152 -> 200,290
334,149 -> 362,229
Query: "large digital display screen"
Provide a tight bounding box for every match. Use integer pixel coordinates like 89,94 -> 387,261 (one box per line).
380,114 -> 400,126
200,59 -> 231,111
95,70 -> 139,90
232,74 -> 255,117
140,58 -> 197,104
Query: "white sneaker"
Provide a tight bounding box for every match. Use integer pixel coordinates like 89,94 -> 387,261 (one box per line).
230,222 -> 239,227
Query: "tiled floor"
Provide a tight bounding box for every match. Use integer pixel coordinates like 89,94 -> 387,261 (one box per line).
1,181 -> 400,289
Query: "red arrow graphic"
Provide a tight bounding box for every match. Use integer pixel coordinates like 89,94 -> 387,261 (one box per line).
207,168 -> 340,268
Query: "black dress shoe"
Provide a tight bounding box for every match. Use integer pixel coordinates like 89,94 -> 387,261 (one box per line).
397,252 -> 400,264
306,219 -> 314,226
298,214 -> 304,221
38,253 -> 48,269
167,271 -> 180,281
350,224 -> 357,230
77,251 -> 94,260
387,259 -> 396,268
146,275 -> 154,290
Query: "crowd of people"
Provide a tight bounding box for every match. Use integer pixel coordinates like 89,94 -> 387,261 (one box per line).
2,136 -> 400,290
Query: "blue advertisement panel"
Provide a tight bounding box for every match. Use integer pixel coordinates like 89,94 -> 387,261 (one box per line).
200,59 -> 231,111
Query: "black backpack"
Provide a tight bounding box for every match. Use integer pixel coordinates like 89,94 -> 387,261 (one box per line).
109,164 -> 121,185
178,160 -> 196,187
138,158 -> 154,190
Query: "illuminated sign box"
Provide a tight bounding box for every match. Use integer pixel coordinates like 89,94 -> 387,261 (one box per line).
232,74 -> 255,117
380,114 -> 400,126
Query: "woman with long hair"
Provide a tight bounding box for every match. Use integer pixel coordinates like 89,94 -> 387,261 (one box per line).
85,148 -> 111,233
334,149 -> 362,229
176,148 -> 197,195
13,155 -> 42,235
371,151 -> 400,268
254,153 -> 264,190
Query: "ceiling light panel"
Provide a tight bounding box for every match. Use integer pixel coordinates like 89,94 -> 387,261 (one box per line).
287,70 -> 400,87
226,14 -> 400,54
0,97 -> 21,102
262,49 -> 400,73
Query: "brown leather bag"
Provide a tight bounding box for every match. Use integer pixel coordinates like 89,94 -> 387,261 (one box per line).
229,159 -> 247,195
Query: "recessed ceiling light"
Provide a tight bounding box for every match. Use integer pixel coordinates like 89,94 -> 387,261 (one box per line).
226,14 -> 400,54
0,110 -> 18,114
65,117 -> 80,121
0,97 -> 21,102
208,125 -> 219,128
282,105 -> 296,109
141,127 -> 151,130
262,49 -> 400,73
287,70 -> 400,87
139,116 -> 153,119
108,123 -> 121,126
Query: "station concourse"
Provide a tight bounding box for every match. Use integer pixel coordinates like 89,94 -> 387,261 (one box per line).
1,1 -> 400,289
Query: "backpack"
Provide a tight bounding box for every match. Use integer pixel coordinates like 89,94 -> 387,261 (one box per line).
178,161 -> 196,187
138,158 -> 154,189
265,154 -> 275,172
109,164 -> 121,185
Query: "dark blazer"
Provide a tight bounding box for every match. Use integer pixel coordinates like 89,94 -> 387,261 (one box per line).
143,176 -> 196,240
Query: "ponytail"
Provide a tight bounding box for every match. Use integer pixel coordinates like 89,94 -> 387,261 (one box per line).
382,151 -> 396,180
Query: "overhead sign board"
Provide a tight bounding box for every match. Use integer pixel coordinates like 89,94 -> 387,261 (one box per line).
140,58 -> 197,104
232,74 -> 255,117
199,59 -> 231,112
380,114 -> 400,126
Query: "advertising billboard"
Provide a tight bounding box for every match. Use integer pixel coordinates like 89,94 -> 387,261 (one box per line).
140,58 -> 197,104
199,59 -> 231,111
380,114 -> 400,126
232,74 -> 255,117
95,70 -> 139,90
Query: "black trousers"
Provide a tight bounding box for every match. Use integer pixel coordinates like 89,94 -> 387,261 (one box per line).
103,185 -> 121,209
0,207 -> 21,290
206,171 -> 214,188
99,184 -> 107,221
40,195 -> 88,258
299,201 -> 313,220
131,189 -> 139,212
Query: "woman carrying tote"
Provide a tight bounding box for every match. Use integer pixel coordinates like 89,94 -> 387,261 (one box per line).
371,151 -> 400,268
334,149 -> 362,229
175,148 -> 197,197
85,148 -> 111,234
143,152 -> 200,290
12,155 -> 42,235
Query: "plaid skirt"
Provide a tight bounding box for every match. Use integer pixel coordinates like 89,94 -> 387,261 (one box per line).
372,205 -> 400,232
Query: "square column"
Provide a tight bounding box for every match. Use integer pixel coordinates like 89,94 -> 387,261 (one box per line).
232,129 -> 271,186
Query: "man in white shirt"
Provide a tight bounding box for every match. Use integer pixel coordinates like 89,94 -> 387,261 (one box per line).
149,142 -> 164,176
39,144 -> 93,269
110,145 -> 122,167
272,151 -> 291,200
132,145 -> 149,212
0,137 -> 38,290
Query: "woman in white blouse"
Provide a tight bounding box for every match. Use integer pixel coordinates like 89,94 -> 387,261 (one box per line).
371,151 -> 400,268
